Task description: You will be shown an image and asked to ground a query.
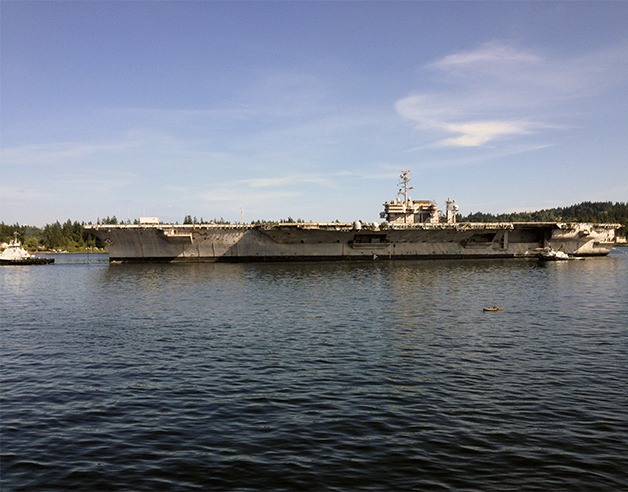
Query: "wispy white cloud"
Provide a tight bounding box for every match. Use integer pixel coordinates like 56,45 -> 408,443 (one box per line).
195,171 -> 358,220
0,130 -> 235,173
201,188 -> 299,204
396,41 -> 628,149
429,42 -> 547,95
395,95 -> 539,148
0,140 -> 139,166
244,171 -> 351,189
0,185 -> 54,202
199,172 -> 349,204
438,120 -> 533,148
430,42 -> 542,73
0,129 -> 178,168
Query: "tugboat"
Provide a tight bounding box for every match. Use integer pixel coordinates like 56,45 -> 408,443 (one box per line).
0,234 -> 54,265
538,245 -> 571,261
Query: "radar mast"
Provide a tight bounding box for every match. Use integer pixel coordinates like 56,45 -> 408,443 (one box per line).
398,169 -> 414,204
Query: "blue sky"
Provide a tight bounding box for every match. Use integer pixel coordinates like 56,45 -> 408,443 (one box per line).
2,1 -> 627,226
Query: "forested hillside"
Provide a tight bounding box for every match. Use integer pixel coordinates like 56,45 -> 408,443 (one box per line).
460,201 -> 627,234
1,201 -> 626,251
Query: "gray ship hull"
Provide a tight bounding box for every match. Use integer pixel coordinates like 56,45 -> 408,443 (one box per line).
86,222 -> 620,263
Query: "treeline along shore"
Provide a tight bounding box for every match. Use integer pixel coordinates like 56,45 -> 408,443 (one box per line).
0,220 -> 102,253
2,202 -> 627,253
459,201 -> 628,225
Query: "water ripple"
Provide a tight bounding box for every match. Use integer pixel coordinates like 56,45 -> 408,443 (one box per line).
2,254 -> 627,490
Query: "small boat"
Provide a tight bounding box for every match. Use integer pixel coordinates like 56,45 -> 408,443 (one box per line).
539,246 -> 570,261
483,306 -> 503,312
0,235 -> 54,265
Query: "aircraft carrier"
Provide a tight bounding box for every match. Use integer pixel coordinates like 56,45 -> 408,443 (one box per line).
86,171 -> 621,263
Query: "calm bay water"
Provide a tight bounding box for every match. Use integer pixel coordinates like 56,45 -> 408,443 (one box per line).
1,251 -> 627,490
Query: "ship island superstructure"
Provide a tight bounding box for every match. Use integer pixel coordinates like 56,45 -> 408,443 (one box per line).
86,170 -> 621,263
